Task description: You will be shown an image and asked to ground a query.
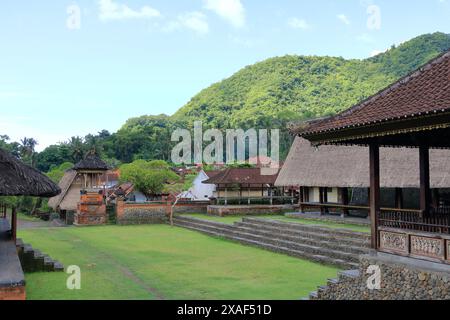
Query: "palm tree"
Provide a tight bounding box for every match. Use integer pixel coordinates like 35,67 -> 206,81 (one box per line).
68,136 -> 85,162
20,137 -> 38,166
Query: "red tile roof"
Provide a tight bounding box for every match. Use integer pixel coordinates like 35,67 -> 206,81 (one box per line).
298,50 -> 450,136
203,168 -> 279,185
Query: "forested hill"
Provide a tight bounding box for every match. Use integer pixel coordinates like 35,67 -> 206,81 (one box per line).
173,32 -> 450,129
31,32 -> 450,171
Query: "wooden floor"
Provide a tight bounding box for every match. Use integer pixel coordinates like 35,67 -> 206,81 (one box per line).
0,218 -> 25,294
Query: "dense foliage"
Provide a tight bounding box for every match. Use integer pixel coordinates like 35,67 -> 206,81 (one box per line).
119,160 -> 180,195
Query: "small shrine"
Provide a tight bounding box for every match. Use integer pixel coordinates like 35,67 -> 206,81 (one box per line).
73,152 -> 109,226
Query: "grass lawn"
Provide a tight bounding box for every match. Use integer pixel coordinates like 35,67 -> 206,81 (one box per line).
181,213 -> 370,233
19,224 -> 338,300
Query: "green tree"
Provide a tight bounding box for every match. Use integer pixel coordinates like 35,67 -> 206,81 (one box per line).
120,160 -> 180,195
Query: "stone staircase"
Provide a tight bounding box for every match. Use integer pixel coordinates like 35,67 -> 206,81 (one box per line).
173,216 -> 370,269
16,239 -> 64,273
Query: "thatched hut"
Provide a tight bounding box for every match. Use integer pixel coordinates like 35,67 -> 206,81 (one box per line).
0,148 -> 61,197
276,137 -> 450,213
0,148 -> 60,300
48,153 -> 109,215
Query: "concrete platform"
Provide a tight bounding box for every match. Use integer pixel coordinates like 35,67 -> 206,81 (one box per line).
0,218 -> 26,300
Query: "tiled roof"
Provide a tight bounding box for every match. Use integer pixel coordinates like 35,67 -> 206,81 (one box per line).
298,50 -> 450,136
203,168 -> 279,185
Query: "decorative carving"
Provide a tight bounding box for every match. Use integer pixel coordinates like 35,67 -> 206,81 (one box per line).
410,236 -> 445,260
380,231 -> 408,253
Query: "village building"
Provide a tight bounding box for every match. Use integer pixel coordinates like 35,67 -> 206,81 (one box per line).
295,50 -> 450,299
48,153 -> 109,225
276,137 -> 450,216
203,167 -> 280,204
178,170 -> 217,201
0,148 -> 60,300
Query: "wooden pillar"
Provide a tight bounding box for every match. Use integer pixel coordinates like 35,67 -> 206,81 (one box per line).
319,187 -> 325,215
299,186 -> 305,213
369,144 -> 380,250
341,188 -> 349,217
323,188 -> 329,214
248,184 -> 251,205
395,188 -> 404,209
11,207 -> 17,242
419,145 -> 431,217
224,186 -> 228,206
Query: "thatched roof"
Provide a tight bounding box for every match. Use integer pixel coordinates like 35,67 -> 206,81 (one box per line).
0,148 -> 61,197
48,170 -> 77,210
275,137 -> 450,188
73,153 -> 108,171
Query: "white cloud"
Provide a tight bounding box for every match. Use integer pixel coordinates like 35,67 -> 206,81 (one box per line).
163,12 -> 209,35
337,14 -> 350,25
288,18 -> 310,30
203,0 -> 245,28
98,0 -> 161,22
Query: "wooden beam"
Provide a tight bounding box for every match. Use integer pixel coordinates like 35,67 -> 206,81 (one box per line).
419,145 -> 431,216
369,143 -> 380,250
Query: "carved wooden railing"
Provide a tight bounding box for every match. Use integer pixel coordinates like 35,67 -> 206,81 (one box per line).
379,208 -> 450,234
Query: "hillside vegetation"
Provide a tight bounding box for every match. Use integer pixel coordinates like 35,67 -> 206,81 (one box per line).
24,32 -> 450,170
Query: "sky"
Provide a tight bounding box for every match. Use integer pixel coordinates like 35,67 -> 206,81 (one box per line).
0,0 -> 449,151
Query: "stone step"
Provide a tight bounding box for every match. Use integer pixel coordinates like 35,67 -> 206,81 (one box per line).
173,219 -> 359,269
235,221 -> 368,248
232,223 -> 368,255
15,239 -> 64,273
309,291 -> 318,300
174,218 -> 362,263
242,217 -> 370,241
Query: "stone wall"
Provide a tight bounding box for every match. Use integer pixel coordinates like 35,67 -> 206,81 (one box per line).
116,200 -> 208,225
313,252 -> 450,300
208,205 -> 295,217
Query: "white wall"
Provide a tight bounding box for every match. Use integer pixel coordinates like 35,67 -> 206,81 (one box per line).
190,170 -> 216,200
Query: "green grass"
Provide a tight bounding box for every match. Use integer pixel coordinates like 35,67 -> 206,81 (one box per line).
181,213 -> 370,233
17,212 -> 43,222
19,225 -> 338,300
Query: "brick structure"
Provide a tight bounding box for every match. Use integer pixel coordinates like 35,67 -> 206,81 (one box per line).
0,286 -> 26,300
207,204 -> 294,216
75,192 -> 107,226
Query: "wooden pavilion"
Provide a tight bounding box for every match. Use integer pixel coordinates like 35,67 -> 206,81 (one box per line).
295,50 -> 450,263
276,137 -> 450,216
202,167 -> 283,205
0,148 -> 60,299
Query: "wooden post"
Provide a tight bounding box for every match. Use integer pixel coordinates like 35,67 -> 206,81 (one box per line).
419,145 -> 431,217
395,188 -> 404,209
341,187 -> 349,217
11,207 -> 17,242
248,184 -> 251,205
299,187 -> 305,213
323,187 -> 329,214
224,186 -> 228,206
369,144 -> 380,250
319,187 -> 325,215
